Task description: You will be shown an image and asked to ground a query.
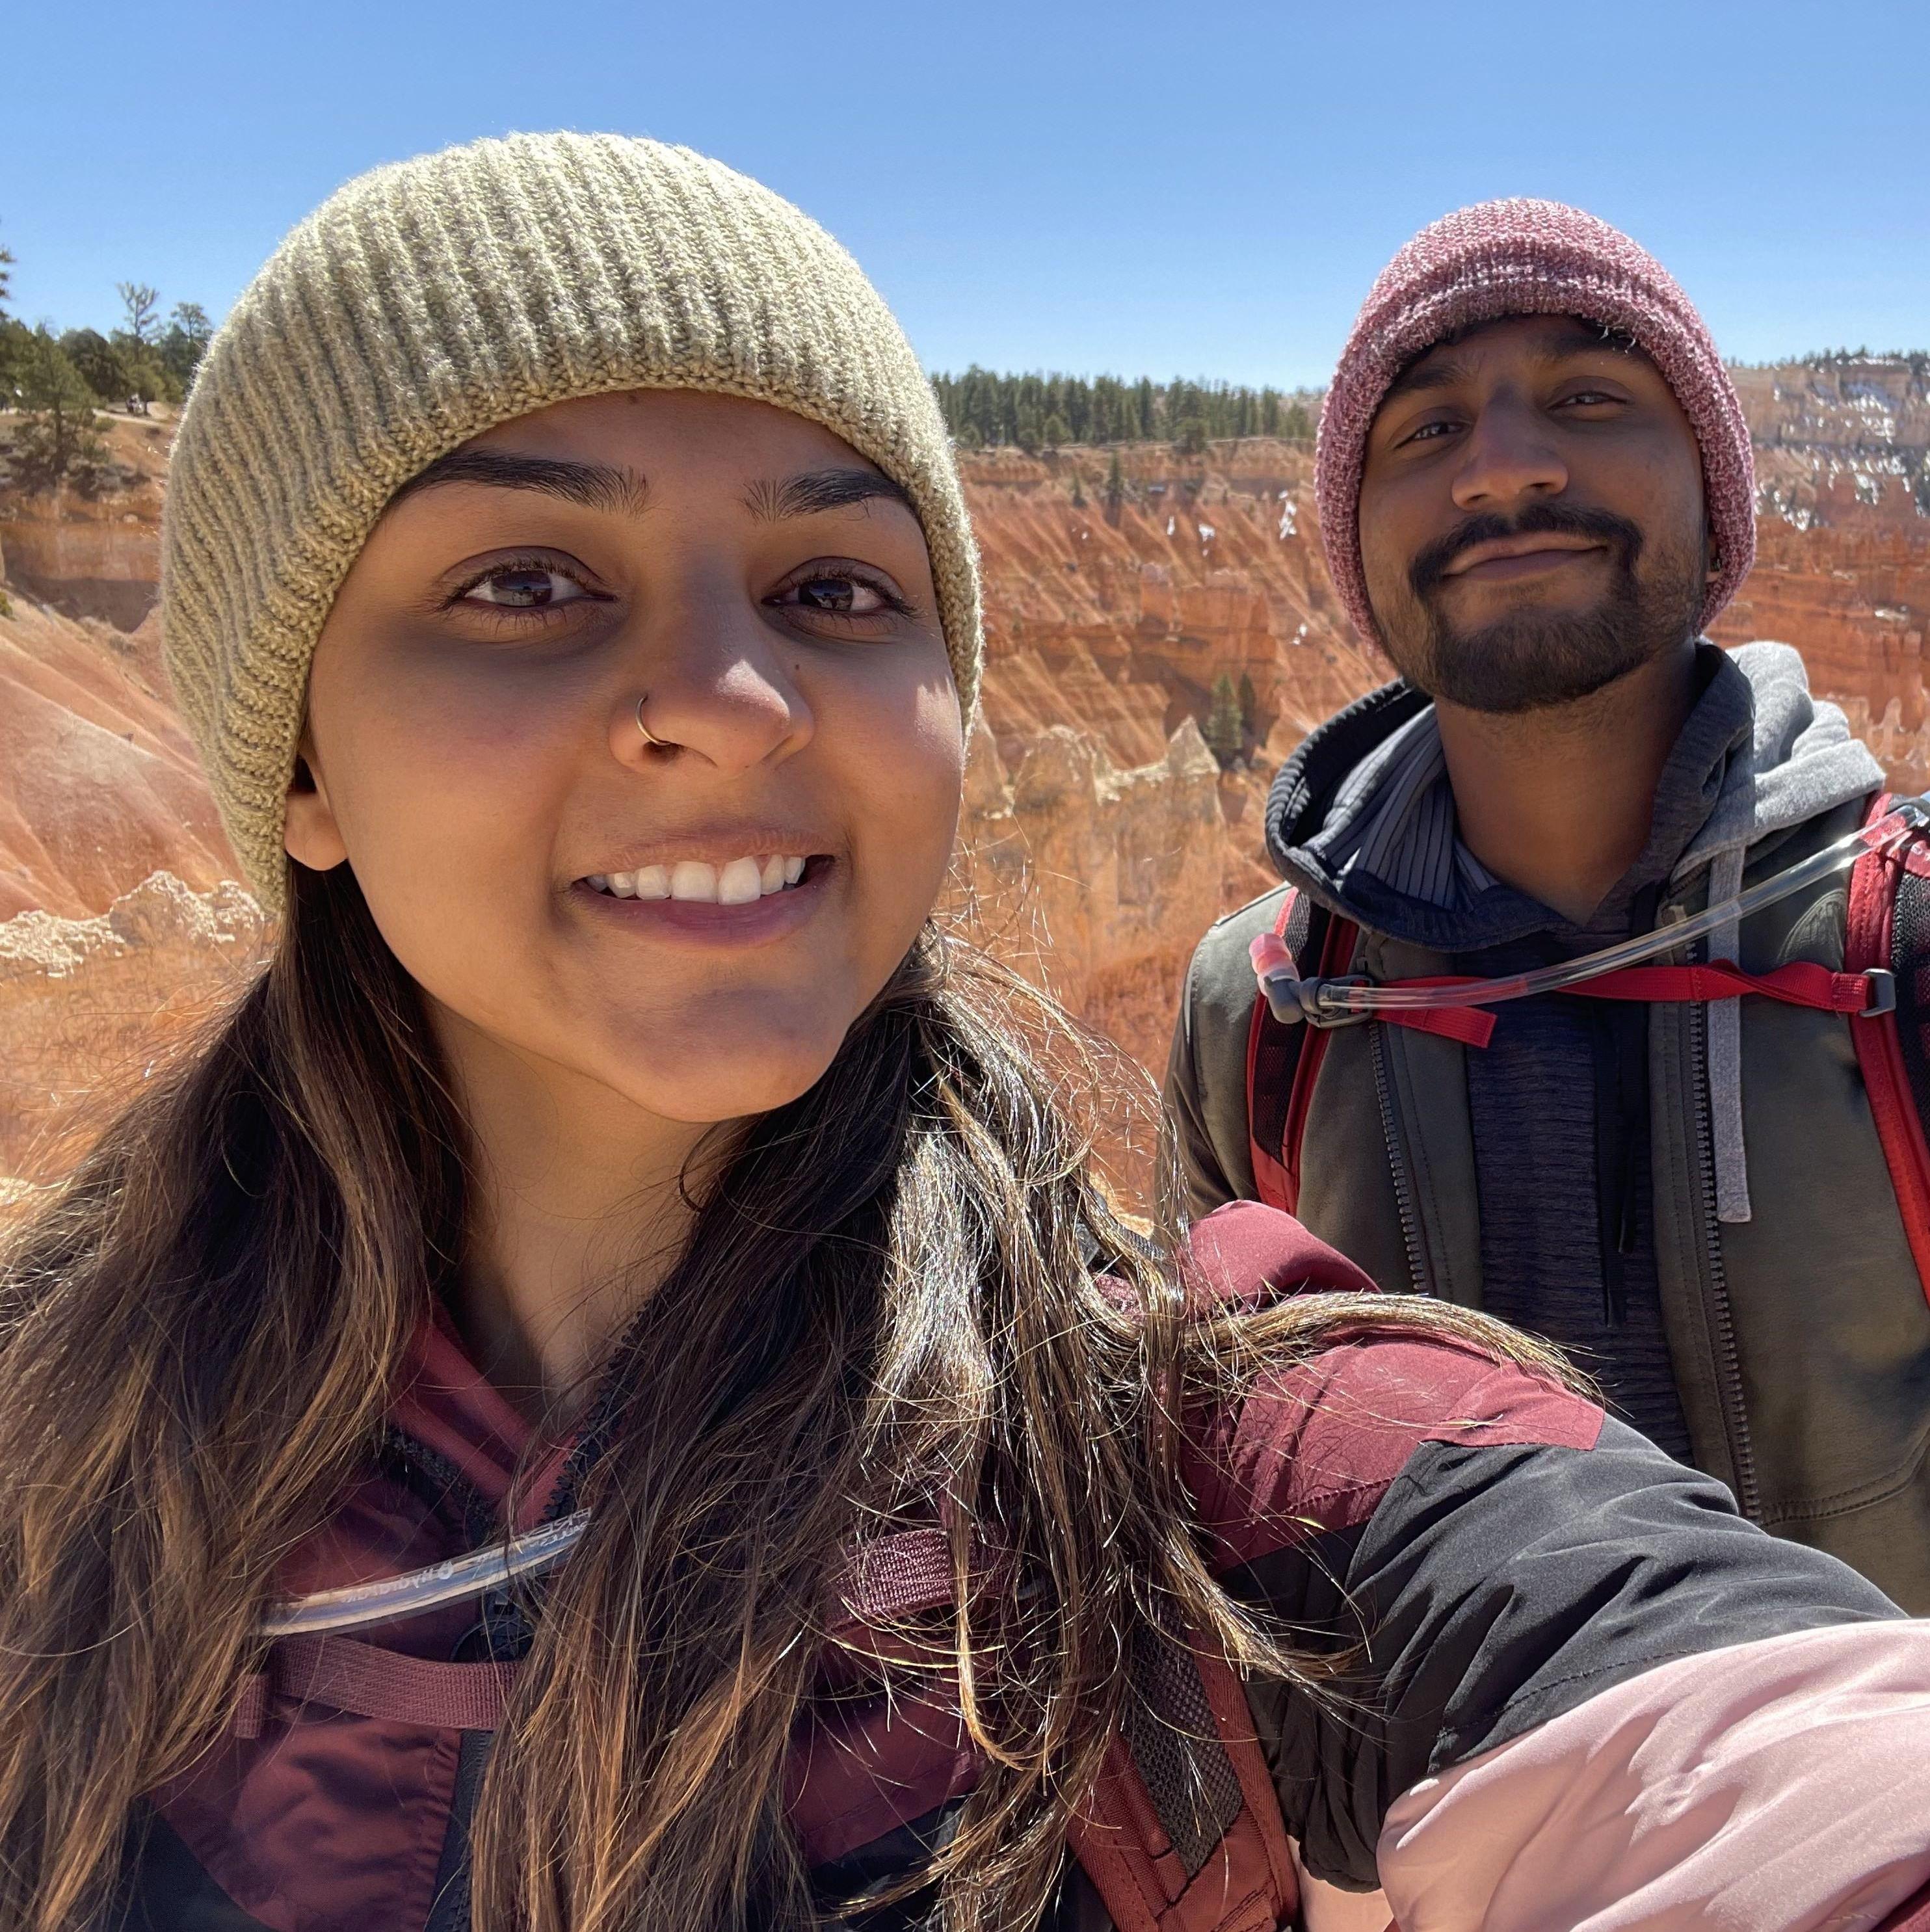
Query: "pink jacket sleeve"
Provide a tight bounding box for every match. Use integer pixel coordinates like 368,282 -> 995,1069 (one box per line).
1375,1622 -> 1930,1931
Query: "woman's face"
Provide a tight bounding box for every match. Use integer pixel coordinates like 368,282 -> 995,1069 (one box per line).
290,390 -> 964,1127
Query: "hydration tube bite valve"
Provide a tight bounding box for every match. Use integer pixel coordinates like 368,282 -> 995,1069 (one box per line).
1252,797 -> 1930,1029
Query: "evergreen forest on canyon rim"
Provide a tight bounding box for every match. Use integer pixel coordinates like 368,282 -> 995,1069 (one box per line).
3,261 -> 1928,1211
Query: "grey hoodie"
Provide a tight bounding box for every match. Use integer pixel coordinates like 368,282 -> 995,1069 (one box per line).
1254,642 -> 1882,1454
1265,641 -> 1883,1218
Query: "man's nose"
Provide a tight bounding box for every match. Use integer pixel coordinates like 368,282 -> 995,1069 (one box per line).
1450,397 -> 1568,514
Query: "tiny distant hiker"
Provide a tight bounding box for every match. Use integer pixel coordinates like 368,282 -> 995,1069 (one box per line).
1167,197 -> 1930,1611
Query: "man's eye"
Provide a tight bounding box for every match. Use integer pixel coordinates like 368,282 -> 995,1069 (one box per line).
1407,420 -> 1457,444
462,566 -> 590,609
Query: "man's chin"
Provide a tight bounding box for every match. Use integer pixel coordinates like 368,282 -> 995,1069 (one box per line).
1414,612 -> 1659,715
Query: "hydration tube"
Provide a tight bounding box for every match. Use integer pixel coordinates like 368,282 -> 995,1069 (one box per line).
260,1510 -> 590,1639
262,802 -> 1927,1641
1260,795 -> 1930,1029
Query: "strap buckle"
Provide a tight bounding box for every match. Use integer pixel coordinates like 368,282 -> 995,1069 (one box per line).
1861,968 -> 1898,1020
1261,973 -> 1377,1029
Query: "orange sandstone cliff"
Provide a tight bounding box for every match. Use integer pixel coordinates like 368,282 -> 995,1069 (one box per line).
3,357 -> 1927,1206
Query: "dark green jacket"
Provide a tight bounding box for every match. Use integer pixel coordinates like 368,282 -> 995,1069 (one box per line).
1167,661 -> 1930,1611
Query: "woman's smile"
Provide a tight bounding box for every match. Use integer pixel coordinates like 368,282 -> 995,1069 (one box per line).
292,387 -> 962,1130
570,853 -> 834,944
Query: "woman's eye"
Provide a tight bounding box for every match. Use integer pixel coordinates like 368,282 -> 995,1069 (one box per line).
462,565 -> 591,610
775,570 -> 901,618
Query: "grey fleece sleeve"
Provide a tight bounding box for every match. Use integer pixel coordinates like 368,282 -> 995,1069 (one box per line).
1161,947 -> 1239,1227
1159,888 -> 1290,1226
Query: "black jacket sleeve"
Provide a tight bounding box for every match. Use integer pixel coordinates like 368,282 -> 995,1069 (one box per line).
1230,1418 -> 1903,1890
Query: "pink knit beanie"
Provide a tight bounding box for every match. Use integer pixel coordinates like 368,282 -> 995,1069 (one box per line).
1314,198 -> 1755,647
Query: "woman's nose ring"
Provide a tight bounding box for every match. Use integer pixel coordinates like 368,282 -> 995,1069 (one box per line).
635,695 -> 668,749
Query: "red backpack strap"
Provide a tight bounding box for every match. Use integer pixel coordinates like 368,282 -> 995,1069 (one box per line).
1246,893 -> 1354,1215
1847,792 -> 1930,1312
1068,1630 -> 1299,1932
824,1532 -> 1308,1929
231,1634 -> 518,1738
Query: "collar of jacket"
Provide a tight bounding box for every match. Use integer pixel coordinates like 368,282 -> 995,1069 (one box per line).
1262,644 -> 1767,955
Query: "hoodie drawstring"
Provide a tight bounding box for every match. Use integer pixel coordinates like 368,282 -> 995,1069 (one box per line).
1705,845 -> 1752,1223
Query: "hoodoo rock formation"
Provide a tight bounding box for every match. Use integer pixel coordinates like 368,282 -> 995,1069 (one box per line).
0,871 -> 265,1198
966,440 -> 1389,773
1713,358 -> 1930,790
3,355 -> 1927,1210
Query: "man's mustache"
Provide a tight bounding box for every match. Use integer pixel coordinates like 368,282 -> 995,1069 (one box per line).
1408,504 -> 1646,600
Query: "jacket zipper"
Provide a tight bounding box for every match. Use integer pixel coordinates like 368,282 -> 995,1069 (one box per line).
1685,998 -> 1762,1520
423,1729 -> 492,1932
1369,1021 -> 1431,1295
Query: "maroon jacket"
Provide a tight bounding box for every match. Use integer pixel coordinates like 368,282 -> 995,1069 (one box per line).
115,1204 -> 1930,1931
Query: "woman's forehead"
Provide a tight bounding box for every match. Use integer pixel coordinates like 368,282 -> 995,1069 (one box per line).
456,388 -> 880,473
379,389 -> 918,534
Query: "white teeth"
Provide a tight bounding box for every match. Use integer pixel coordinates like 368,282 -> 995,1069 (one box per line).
594,854 -> 811,899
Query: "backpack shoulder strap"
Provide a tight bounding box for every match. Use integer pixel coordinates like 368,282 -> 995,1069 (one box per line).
1246,892 -> 1353,1215
1847,791 -> 1930,1312
1068,1629 -> 1299,1932
827,1529 -> 1305,1929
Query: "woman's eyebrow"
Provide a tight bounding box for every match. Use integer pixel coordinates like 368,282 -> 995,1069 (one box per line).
390,448 -> 650,516
745,468 -> 916,521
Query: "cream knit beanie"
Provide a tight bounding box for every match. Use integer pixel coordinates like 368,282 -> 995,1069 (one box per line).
161,132 -> 983,914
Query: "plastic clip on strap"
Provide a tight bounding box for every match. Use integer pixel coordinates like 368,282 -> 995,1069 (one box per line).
1251,798 -> 1929,1046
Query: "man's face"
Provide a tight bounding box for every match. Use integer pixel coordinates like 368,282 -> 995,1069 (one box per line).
1357,315 -> 1714,713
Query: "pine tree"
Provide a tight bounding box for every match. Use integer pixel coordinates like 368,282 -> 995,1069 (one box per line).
927,367 -> 1308,449
1105,449 -> 1124,520
60,328 -> 120,399
1204,672 -> 1243,769
1042,411 -> 1069,450
0,224 -> 22,401
1237,672 -> 1258,739
157,302 -> 213,391
116,281 -> 161,345
14,326 -> 108,488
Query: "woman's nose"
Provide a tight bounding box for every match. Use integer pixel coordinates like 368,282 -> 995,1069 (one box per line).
608,602 -> 814,774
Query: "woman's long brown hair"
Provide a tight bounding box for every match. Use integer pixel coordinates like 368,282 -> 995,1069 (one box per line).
0,860 -> 1566,1931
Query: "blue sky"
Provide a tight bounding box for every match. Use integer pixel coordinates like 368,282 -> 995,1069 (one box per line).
7,1 -> 1925,388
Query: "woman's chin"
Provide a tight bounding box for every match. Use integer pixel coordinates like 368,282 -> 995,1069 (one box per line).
603,1030 -> 847,1126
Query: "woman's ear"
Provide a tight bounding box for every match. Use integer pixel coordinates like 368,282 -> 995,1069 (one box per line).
284,742 -> 350,871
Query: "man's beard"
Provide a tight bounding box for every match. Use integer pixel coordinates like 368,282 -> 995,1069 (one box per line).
1378,504 -> 1706,715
